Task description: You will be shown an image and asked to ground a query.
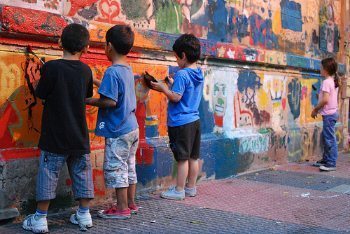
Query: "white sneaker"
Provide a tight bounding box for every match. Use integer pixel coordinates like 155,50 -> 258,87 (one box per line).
160,186 -> 185,200
22,214 -> 48,233
70,211 -> 93,231
185,186 -> 197,197
319,165 -> 336,171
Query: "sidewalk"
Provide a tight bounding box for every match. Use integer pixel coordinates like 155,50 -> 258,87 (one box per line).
1,153 -> 350,234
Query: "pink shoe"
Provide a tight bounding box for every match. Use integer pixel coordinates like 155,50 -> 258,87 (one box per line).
128,203 -> 139,214
98,206 -> 131,219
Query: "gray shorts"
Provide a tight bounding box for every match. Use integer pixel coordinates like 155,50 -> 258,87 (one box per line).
104,129 -> 139,188
36,150 -> 94,201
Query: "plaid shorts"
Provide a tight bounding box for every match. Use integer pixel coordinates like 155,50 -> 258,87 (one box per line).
104,129 -> 139,188
36,150 -> 94,201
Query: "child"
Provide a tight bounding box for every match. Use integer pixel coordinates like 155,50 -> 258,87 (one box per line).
85,25 -> 139,219
22,23 -> 94,233
151,34 -> 203,200
312,57 -> 339,171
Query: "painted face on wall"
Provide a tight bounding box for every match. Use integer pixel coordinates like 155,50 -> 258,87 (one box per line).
213,82 -> 227,128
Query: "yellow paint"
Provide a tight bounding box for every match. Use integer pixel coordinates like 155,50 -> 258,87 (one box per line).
300,79 -> 322,124
272,9 -> 282,35
257,89 -> 269,109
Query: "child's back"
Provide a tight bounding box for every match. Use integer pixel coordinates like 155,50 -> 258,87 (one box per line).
36,59 -> 93,154
95,64 -> 137,137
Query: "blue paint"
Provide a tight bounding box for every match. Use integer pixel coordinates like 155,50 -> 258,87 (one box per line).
199,98 -> 215,134
280,0 -> 303,32
227,7 -> 249,43
248,14 -> 278,49
207,0 -> 228,42
145,125 -> 159,138
303,73 -> 322,107
237,70 -> 262,93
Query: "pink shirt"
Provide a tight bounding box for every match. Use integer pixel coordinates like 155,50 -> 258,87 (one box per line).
319,77 -> 338,116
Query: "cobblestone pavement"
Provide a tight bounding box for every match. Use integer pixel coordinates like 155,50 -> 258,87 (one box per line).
1,154 -> 350,234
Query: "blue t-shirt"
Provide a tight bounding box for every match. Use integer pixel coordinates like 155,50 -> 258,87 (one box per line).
168,68 -> 204,127
95,64 -> 138,138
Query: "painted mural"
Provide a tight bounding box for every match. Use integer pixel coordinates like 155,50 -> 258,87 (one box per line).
0,0 -> 348,208
0,0 -> 342,59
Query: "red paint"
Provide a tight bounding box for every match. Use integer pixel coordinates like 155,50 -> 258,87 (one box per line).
1,148 -> 40,161
282,98 -> 287,110
214,114 -> 224,127
135,101 -> 154,165
92,169 -> 106,196
95,0 -> 123,24
66,0 -> 99,16
66,179 -> 72,186
2,6 -> 67,37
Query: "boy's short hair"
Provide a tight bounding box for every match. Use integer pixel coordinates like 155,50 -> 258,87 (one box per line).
106,25 -> 134,55
173,34 -> 201,63
61,23 -> 90,54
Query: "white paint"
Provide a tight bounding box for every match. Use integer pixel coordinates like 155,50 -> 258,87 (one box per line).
203,67 -> 238,134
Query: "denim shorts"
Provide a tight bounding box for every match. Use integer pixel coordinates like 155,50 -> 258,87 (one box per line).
36,150 -> 94,201
104,129 -> 139,188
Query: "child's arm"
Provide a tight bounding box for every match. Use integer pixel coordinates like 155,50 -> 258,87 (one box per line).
93,78 -> 102,87
311,91 -> 329,118
85,95 -> 117,108
151,81 -> 182,102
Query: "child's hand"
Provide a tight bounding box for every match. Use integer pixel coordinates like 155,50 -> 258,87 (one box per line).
311,109 -> 318,119
151,81 -> 167,92
165,76 -> 174,86
85,98 -> 94,105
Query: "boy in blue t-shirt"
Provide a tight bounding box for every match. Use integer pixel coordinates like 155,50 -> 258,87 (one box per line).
151,34 -> 204,200
86,25 -> 139,219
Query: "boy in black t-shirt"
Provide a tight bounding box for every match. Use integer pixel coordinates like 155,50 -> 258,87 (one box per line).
22,24 -> 94,233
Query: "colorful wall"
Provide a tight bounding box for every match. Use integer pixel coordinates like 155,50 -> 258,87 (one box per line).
0,0 -> 349,218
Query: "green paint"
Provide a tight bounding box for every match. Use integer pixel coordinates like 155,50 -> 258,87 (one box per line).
121,0 -> 150,20
155,1 -> 182,34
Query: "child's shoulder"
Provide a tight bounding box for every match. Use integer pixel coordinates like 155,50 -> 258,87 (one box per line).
105,64 -> 133,77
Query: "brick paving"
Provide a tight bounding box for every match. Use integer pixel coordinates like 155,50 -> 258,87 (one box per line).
1,153 -> 350,233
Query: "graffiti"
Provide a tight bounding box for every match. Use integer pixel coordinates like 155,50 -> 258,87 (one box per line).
203,68 -> 237,133
319,0 -> 340,53
65,0 -> 99,16
0,52 -> 48,149
280,0 -> 302,32
239,134 -> 269,154
237,70 -> 270,126
95,0 -> 122,24
287,78 -> 301,119
263,75 -> 286,101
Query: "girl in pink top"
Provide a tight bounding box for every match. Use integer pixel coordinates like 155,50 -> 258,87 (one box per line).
311,57 -> 339,171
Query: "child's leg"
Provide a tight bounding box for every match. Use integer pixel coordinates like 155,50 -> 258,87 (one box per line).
104,136 -> 132,210
176,160 -> 189,191
116,188 -> 128,210
188,120 -> 201,188
127,129 -> 139,206
187,159 -> 199,188
67,154 -> 94,228
23,151 -> 65,233
67,154 -> 94,204
36,151 -> 67,211
127,184 -> 136,205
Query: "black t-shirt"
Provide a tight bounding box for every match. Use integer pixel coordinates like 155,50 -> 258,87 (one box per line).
35,59 -> 93,155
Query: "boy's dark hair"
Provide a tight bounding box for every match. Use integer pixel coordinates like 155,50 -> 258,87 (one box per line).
61,23 -> 90,54
173,34 -> 201,63
106,25 -> 134,55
